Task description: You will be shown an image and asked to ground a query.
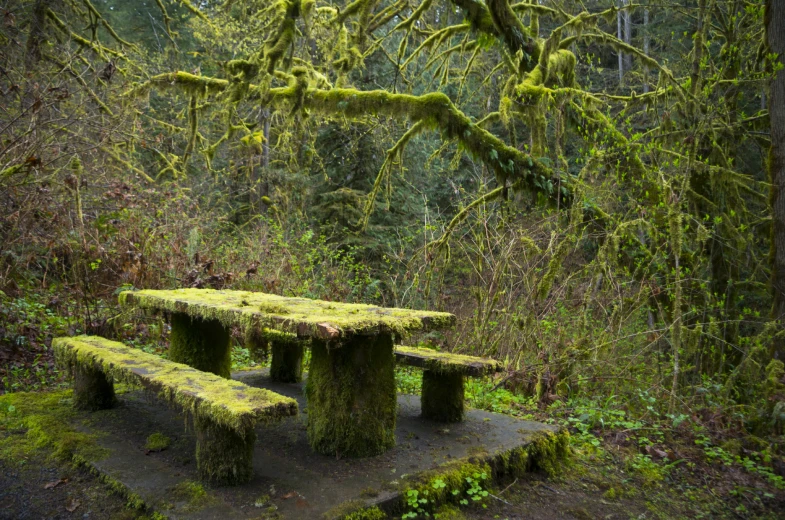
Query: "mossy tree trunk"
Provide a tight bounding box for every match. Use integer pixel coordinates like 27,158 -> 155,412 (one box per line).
194,416 -> 256,485
270,341 -> 304,383
305,333 -> 396,457
421,370 -> 465,423
73,364 -> 116,411
169,313 -> 231,378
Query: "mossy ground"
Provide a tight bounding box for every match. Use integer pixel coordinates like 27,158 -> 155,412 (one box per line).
145,432 -> 170,452
306,334 -> 397,457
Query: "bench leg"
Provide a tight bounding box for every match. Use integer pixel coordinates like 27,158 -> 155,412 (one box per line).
270,341 -> 304,383
195,416 -> 255,485
421,370 -> 465,422
73,364 -> 116,411
169,312 -> 231,378
306,333 -> 396,457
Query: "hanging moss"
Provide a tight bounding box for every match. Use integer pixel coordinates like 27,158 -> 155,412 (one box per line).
194,416 -> 256,485
270,342 -> 304,383
120,288 -> 455,339
73,363 -> 117,411
305,334 -> 397,457
421,370 -> 464,422
53,336 -> 298,433
169,312 -> 232,378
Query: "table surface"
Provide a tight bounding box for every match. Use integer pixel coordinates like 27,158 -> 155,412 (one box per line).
120,288 -> 455,340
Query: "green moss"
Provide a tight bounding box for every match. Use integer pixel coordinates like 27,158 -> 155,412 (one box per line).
0,389 -> 109,464
172,480 -> 215,509
324,501 -> 386,520
343,505 -> 386,519
398,459 -> 492,515
53,336 -> 298,434
433,504 -> 466,519
145,432 -> 171,451
394,345 -> 501,375
306,334 -> 397,457
169,312 -> 231,378
490,429 -> 570,478
421,370 -> 464,422
120,288 -> 454,339
270,341 -> 304,383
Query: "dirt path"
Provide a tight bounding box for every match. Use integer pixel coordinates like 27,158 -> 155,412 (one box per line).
0,456 -> 138,520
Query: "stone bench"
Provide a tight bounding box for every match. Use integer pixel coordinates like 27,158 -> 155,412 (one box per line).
394,345 -> 503,423
52,335 -> 298,485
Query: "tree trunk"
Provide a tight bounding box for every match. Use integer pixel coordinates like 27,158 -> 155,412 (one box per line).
623,0 -> 633,71
617,4 -> 624,85
643,8 -> 650,93
768,0 -> 785,359
259,107 -> 271,213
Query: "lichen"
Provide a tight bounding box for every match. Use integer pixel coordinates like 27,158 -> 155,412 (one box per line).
53,336 -> 298,434
305,334 -> 397,457
119,288 -> 455,339
421,370 -> 464,422
169,312 -> 232,378
394,345 -> 502,376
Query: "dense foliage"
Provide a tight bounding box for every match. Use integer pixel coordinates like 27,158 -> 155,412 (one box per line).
2,0 -> 785,514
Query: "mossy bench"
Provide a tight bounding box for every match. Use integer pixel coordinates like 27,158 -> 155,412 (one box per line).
119,288 -> 455,458
52,335 -> 298,485
394,345 -> 503,423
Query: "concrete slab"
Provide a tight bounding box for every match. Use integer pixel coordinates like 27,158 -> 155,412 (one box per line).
74,369 -> 561,519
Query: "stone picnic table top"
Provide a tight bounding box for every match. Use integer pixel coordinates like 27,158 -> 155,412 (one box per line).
119,288 -> 455,339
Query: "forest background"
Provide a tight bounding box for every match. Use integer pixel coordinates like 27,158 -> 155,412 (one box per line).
2,0 -> 785,517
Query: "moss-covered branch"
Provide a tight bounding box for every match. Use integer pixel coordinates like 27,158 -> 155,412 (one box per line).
129,72 -> 566,203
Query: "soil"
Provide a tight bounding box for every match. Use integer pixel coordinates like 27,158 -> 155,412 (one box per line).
0,455 -> 140,520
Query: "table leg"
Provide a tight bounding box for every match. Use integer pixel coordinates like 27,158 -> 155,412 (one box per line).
169,312 -> 231,378
270,341 -> 304,383
421,370 -> 465,422
306,333 -> 396,457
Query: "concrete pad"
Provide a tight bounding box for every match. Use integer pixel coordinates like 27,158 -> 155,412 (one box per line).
74,369 -> 561,519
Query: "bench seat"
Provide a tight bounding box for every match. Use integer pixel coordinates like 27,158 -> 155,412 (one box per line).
53,335 -> 298,485
394,345 -> 502,423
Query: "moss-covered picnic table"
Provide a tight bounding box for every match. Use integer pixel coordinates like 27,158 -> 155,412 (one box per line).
119,288 -> 455,457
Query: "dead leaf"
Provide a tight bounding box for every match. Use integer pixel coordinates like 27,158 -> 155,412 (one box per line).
65,499 -> 80,512
281,491 -> 297,499
645,445 -> 668,460
44,479 -> 66,490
